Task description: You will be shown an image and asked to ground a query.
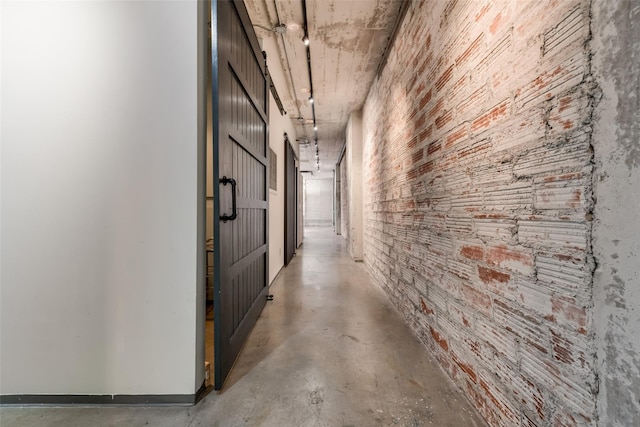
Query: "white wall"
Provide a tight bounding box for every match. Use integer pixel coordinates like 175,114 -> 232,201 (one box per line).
267,95 -> 297,284
592,0 -> 640,424
260,35 -> 299,284
339,153 -> 349,239
304,178 -> 334,227
335,162 -> 342,235
298,171 -> 304,247
0,1 -> 201,395
346,111 -> 364,261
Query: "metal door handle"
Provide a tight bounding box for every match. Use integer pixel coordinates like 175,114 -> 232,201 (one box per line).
220,176 -> 237,222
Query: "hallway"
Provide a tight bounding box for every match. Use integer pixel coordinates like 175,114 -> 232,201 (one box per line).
1,228 -> 485,427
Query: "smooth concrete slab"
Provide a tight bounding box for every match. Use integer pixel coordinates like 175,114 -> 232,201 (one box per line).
1,228 -> 486,427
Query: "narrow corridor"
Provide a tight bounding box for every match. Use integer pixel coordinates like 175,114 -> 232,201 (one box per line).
1,228 -> 486,427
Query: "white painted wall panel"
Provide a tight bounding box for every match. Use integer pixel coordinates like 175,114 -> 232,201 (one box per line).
260,35 -> 299,284
304,178 -> 334,227
592,0 -> 640,424
346,111 -> 363,261
0,0 -> 200,395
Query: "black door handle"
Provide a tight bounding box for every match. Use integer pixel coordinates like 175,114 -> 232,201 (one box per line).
220,176 -> 237,222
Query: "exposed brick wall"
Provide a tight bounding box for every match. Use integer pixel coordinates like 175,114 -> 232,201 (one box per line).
362,1 -> 597,426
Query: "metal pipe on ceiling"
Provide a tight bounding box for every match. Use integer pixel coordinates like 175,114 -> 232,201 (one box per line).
301,0 -> 319,169
272,1 -> 304,124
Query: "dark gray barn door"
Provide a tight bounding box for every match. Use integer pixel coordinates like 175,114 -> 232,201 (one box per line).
284,138 -> 297,265
212,0 -> 269,390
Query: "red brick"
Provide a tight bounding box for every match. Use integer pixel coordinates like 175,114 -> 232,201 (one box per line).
417,160 -> 434,177
406,135 -> 418,149
430,326 -> 449,351
418,125 -> 434,144
435,64 -> 455,92
489,12 -> 504,35
413,112 -> 426,131
486,245 -> 534,275
420,297 -> 435,315
435,110 -> 453,129
428,98 -> 444,119
416,51 -> 434,76
427,139 -> 441,155
452,351 -> 477,383
471,101 -> 509,132
411,149 -> 424,164
419,89 -> 433,109
461,245 -> 484,261
446,125 -> 468,147
456,34 -> 484,66
478,266 -> 510,284
475,4 -> 490,22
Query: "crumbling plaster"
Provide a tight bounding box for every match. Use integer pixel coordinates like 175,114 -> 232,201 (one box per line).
591,0 -> 640,425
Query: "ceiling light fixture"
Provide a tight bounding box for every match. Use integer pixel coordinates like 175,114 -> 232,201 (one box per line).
274,23 -> 288,35
309,96 -> 314,104
313,124 -> 318,131
302,34 -> 310,46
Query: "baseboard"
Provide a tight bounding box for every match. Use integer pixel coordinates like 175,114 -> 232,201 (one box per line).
1,382 -> 210,406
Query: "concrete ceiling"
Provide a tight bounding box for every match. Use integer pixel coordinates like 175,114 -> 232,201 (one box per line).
244,0 -> 404,177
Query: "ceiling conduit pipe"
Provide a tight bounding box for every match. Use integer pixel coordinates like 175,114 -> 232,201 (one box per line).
301,0 -> 319,170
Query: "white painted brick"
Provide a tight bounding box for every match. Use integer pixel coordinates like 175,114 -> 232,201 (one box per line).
493,298 -> 550,355
543,7 -> 585,58
518,217 -> 588,250
513,131 -> 591,178
536,251 -> 591,301
520,344 -> 596,423
475,217 -> 516,242
534,174 -> 589,212
446,213 -> 474,235
482,180 -> 534,212
447,258 -> 475,280
475,314 -> 519,365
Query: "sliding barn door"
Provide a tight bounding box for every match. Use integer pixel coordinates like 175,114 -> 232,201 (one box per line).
212,0 -> 269,389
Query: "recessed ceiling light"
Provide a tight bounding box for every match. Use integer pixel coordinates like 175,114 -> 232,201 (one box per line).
288,23 -> 301,31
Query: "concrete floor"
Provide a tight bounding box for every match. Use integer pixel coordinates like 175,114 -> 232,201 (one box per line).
1,228 -> 486,427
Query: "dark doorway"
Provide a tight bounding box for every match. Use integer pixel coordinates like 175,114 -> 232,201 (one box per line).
284,136 -> 297,266
211,0 -> 269,390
